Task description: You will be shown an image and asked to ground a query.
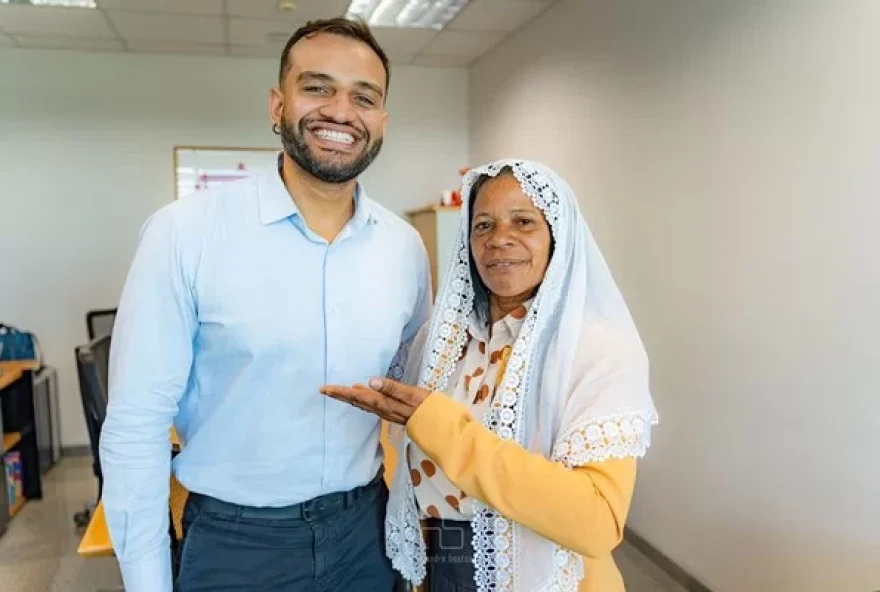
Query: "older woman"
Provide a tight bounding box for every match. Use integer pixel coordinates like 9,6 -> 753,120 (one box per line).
322,159 -> 658,592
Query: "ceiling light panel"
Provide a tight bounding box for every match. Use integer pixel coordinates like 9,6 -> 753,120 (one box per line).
346,0 -> 471,29
0,0 -> 96,7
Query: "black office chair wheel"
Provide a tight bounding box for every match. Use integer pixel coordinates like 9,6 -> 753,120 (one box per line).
73,507 -> 91,529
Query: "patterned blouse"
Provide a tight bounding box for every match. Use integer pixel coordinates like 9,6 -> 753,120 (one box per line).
407,300 -> 532,520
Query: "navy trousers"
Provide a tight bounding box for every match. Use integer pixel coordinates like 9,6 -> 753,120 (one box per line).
425,518 -> 477,592
173,472 -> 397,592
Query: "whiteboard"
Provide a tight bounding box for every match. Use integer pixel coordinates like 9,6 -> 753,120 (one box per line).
174,146 -> 278,200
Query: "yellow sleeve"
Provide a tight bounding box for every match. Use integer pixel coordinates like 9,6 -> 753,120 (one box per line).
406,392 -> 637,559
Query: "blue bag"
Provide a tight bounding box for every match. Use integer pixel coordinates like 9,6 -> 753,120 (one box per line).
0,324 -> 42,365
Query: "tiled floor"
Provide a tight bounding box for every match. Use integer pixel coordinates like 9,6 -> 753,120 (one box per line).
0,457 -> 685,591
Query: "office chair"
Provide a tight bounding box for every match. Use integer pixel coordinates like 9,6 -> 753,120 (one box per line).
73,339 -> 108,529
85,308 -> 117,341
79,342 -> 108,490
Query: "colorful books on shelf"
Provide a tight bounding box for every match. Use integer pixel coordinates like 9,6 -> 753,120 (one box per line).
5,451 -> 22,510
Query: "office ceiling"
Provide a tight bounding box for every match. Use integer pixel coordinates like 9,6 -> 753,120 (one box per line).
0,0 -> 558,67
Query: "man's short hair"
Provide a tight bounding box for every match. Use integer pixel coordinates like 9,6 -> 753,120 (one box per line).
278,17 -> 390,92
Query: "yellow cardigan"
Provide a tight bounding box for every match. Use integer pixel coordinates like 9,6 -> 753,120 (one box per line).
405,392 -> 638,592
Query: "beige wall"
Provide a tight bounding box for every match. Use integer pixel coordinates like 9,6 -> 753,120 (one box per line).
469,1 -> 880,590
0,48 -> 468,448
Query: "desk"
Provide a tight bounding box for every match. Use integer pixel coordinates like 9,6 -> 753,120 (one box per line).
77,427 -> 181,558
0,360 -> 40,391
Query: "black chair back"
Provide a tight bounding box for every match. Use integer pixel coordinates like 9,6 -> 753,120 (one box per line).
90,334 -> 111,404
86,308 -> 117,341
75,335 -> 111,500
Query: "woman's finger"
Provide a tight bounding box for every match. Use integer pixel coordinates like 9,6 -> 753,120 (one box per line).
323,385 -> 379,408
325,391 -> 393,420
321,385 -> 410,423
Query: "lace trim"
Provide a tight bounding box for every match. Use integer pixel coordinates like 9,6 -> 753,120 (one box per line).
473,505 -> 515,591
468,160 -> 566,592
542,414 -> 657,590
387,338 -> 412,381
418,239 -> 472,393
385,442 -> 427,585
551,411 -> 658,467
534,548 -> 584,592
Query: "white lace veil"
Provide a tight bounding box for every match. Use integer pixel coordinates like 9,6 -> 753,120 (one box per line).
385,159 -> 658,591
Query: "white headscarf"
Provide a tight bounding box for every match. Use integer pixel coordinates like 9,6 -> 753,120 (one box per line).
385,159 -> 658,591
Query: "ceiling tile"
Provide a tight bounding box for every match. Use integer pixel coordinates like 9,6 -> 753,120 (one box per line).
228,18 -> 302,47
226,0 -> 350,22
126,39 -> 228,56
0,5 -> 115,38
13,35 -> 124,52
96,0 -> 224,16
370,27 -> 438,56
420,29 -> 506,58
107,12 -> 224,44
386,53 -> 417,65
447,0 -> 555,32
411,54 -> 474,68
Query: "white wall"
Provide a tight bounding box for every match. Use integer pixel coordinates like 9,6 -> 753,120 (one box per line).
469,1 -> 880,591
0,48 -> 468,448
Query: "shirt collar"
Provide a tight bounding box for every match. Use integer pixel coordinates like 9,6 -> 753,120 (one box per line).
350,185 -> 376,230
468,297 -> 535,343
257,153 -> 377,229
501,298 -> 533,335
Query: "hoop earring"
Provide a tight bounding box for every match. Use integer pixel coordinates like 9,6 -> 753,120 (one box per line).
272,122 -> 280,135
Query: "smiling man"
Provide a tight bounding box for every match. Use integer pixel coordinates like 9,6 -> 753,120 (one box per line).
99,18 -> 431,592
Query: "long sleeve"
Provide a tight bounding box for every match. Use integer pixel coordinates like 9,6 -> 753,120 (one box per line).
98,206 -> 198,592
405,240 -> 432,344
387,238 -> 432,381
406,393 -> 637,559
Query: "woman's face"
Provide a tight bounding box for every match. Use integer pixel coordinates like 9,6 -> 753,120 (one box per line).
470,173 -> 553,303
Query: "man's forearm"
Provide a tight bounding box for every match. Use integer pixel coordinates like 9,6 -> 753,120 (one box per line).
100,411 -> 175,592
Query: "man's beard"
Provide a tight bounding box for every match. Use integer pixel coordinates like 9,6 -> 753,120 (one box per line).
279,115 -> 383,184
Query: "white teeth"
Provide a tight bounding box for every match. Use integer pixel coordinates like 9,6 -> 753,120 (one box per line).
314,129 -> 355,145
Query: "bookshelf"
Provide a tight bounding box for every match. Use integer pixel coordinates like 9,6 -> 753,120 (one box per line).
3,432 -> 21,452
0,361 -> 43,530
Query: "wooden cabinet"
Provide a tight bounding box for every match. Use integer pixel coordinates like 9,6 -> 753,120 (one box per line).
406,204 -> 461,299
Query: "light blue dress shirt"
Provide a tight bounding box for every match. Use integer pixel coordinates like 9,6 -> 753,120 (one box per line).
98,162 -> 432,592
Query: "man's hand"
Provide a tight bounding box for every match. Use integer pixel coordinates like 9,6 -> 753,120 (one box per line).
320,378 -> 431,424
